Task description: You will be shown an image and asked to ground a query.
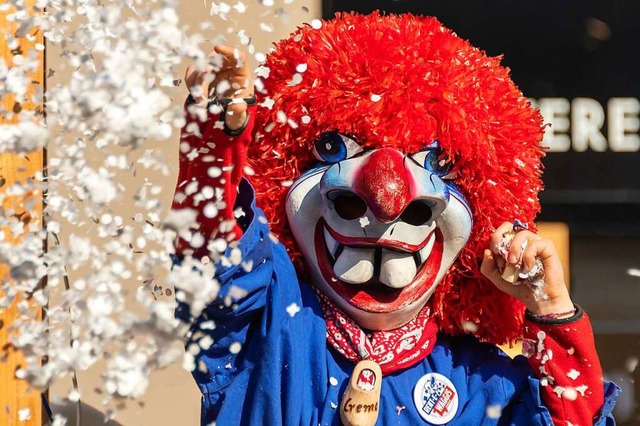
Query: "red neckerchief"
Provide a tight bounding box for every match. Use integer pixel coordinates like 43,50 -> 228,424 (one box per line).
314,290 -> 438,375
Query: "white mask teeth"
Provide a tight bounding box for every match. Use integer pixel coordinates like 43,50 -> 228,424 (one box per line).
333,246 -> 375,284
324,226 -> 437,288
323,226 -> 341,259
417,232 -> 436,265
379,249 -> 417,289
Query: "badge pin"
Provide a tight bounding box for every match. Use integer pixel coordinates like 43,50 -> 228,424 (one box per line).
413,373 -> 459,424
340,360 -> 382,426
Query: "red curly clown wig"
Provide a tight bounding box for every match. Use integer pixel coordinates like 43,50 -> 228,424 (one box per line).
247,12 -> 545,345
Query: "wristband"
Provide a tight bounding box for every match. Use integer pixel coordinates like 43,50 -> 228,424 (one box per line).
525,304 -> 583,325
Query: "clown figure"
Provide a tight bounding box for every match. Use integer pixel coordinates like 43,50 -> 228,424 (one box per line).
171,13 -> 620,426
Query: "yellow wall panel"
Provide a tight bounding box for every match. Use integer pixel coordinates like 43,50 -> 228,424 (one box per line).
0,1 -> 44,424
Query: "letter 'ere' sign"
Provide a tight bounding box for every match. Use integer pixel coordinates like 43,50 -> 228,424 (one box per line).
172,13 -> 619,426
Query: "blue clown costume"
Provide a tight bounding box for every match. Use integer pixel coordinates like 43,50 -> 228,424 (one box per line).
174,182 -> 619,425
171,13 -> 620,426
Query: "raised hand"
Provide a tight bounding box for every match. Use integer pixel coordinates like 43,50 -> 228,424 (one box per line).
185,45 -> 254,131
481,222 -> 574,317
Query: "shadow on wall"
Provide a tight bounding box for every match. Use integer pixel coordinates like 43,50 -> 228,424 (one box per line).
50,401 -> 124,426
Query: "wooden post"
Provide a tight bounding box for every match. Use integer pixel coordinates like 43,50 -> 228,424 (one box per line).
0,1 -> 44,424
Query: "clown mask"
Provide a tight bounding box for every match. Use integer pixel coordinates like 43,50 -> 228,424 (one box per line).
286,134 -> 472,331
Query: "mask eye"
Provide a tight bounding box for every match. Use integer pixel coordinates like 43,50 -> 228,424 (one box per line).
312,132 -> 363,163
411,142 -> 457,179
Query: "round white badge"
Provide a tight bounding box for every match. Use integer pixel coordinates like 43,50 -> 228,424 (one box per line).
413,373 -> 459,424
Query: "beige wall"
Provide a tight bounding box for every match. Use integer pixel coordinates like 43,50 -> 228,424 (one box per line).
48,1 -> 320,425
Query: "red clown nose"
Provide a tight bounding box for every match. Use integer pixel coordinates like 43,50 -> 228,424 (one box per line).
354,148 -> 414,223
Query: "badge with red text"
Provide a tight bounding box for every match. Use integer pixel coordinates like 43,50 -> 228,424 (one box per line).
413,373 -> 459,424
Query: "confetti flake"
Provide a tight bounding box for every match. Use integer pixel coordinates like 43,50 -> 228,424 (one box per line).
0,0 -> 244,409
229,342 -> 242,354
562,388 -> 578,401
575,385 -> 589,396
627,268 -> 640,277
553,386 -> 565,398
18,408 -> 31,421
567,369 -> 580,380
462,321 -> 478,333
485,404 -> 502,419
286,303 -> 301,317
625,356 -> 639,373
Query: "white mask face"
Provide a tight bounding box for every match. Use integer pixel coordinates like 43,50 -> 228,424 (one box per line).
286,133 -> 473,331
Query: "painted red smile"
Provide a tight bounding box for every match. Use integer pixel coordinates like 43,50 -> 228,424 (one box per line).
313,219 -> 444,313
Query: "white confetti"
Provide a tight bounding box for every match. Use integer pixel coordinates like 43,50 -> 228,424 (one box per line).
0,122 -> 48,154
536,330 -> 546,354
210,2 -> 232,17
311,19 -> 322,29
567,369 -> 580,380
233,2 -> 247,13
627,268 -> 640,277
18,408 -> 31,421
68,389 -> 81,403
208,167 -> 223,178
562,388 -> 578,401
485,404 -> 502,419
229,248 -> 243,265
0,0 -> 195,410
260,97 -> 275,110
199,335 -> 214,350
229,342 -> 242,354
370,93 -> 382,102
359,216 -> 370,228
203,203 -> 218,219
462,321 -> 479,333
329,377 -> 338,386
260,22 -> 274,32
575,385 -> 588,396
625,356 -> 639,373
286,303 -> 301,317
289,73 -> 303,86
